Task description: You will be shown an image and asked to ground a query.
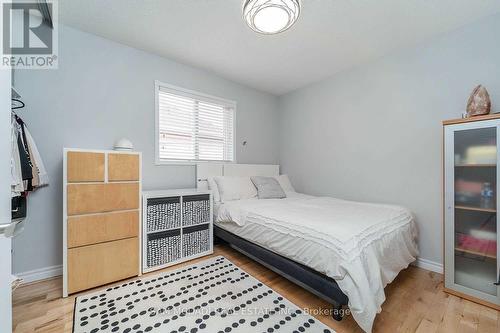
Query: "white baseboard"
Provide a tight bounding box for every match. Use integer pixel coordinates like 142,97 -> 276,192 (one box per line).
13,258 -> 443,284
16,265 -> 62,284
412,257 -> 443,274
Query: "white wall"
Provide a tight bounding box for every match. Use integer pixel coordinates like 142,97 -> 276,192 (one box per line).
278,14 -> 500,265
12,24 -> 279,274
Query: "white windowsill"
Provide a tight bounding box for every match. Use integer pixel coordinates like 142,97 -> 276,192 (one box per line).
155,159 -> 235,166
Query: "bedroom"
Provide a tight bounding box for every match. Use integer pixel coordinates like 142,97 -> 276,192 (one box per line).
1,0 -> 500,332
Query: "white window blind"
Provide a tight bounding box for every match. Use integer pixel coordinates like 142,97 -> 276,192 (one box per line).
156,83 -> 235,163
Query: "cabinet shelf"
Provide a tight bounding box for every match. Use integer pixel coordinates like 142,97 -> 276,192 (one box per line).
455,205 -> 496,213
455,247 -> 496,259
147,226 -> 181,234
455,164 -> 496,168
146,222 -> 211,235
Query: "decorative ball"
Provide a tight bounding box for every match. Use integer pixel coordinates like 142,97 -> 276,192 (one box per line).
113,138 -> 134,151
466,85 -> 491,117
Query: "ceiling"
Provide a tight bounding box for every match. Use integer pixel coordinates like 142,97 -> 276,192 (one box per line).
59,0 -> 500,95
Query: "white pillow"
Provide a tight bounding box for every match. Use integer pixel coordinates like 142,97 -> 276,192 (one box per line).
207,177 -> 221,202
275,174 -> 295,192
214,176 -> 257,202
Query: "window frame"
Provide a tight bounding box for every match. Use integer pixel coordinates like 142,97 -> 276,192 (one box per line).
154,80 -> 237,165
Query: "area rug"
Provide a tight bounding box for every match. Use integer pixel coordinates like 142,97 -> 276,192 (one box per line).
73,256 -> 335,333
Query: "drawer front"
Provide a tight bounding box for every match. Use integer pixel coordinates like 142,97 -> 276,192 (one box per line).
108,153 -> 140,181
67,183 -> 139,215
67,238 -> 139,294
67,210 -> 139,248
67,152 -> 105,182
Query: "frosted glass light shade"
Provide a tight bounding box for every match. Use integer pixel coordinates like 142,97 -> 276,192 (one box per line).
243,0 -> 301,34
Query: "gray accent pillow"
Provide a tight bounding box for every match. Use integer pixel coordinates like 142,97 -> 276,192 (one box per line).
250,176 -> 286,199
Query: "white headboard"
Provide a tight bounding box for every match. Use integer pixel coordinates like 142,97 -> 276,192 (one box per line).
196,163 -> 279,189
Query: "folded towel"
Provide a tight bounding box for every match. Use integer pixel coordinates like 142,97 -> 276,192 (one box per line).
457,234 -> 496,257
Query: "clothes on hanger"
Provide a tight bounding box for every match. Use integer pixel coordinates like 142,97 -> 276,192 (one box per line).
24,125 -> 49,186
11,115 -> 24,197
11,113 -> 48,198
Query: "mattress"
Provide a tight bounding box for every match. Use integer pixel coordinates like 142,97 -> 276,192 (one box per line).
214,192 -> 418,333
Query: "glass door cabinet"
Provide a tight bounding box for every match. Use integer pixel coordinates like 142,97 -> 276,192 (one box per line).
444,117 -> 500,308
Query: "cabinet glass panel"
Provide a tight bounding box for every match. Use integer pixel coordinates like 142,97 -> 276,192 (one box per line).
454,127 -> 497,296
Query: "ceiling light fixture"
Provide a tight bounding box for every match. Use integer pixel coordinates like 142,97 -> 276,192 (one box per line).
243,0 -> 301,35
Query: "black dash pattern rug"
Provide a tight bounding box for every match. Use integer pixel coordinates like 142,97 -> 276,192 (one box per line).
73,256 -> 335,333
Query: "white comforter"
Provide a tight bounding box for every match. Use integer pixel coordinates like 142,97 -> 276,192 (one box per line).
215,192 -> 418,332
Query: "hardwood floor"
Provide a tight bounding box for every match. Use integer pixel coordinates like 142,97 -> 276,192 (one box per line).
12,244 -> 500,333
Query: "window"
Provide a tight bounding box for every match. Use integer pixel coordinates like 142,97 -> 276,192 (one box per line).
155,81 -> 235,164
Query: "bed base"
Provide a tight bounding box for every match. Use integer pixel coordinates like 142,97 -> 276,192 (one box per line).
214,226 -> 348,321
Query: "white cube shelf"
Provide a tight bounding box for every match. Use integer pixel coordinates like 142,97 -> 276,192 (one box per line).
142,189 -> 213,273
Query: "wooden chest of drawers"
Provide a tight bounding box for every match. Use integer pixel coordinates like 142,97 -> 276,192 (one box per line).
63,149 -> 141,296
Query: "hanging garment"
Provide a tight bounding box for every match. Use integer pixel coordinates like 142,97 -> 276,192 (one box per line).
28,147 -> 39,187
10,113 -> 49,197
10,106 -> 48,222
11,117 -> 24,196
17,135 -> 32,183
24,125 -> 49,187
16,117 -> 33,191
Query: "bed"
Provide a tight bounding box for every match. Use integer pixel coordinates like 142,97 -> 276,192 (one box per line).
196,163 -> 418,332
